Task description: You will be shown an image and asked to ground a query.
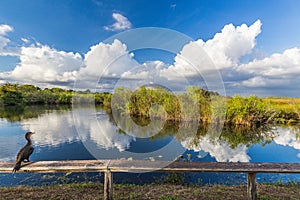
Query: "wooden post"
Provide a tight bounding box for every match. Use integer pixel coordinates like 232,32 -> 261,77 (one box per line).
104,169 -> 113,200
247,172 -> 257,200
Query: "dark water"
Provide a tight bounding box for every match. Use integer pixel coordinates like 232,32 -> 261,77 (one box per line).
0,105 -> 300,186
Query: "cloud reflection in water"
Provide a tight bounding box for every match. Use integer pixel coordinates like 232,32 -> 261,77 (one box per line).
2,107 -> 300,163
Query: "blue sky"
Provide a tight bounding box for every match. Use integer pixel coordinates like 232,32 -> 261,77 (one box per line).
1,0 -> 300,96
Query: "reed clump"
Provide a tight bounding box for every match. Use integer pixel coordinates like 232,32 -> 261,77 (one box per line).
111,86 -> 300,127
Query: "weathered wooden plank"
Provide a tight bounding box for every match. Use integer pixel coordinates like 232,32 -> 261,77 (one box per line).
0,160 -> 109,173
247,173 -> 257,200
1,160 -> 300,173
108,160 -> 170,172
164,162 -> 300,173
108,160 -> 300,173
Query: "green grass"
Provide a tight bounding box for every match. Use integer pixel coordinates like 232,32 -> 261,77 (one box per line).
0,183 -> 299,200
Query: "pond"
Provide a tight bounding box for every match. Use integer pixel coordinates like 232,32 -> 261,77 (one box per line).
0,105 -> 300,186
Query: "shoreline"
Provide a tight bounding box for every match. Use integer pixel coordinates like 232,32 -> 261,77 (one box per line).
2,83 -> 300,127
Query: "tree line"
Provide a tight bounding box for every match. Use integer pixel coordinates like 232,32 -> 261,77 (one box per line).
0,83 -> 111,106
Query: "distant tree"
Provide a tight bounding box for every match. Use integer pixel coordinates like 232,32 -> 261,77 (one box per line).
0,83 -> 27,106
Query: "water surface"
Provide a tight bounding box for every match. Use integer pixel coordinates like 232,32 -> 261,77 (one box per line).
0,105 -> 300,186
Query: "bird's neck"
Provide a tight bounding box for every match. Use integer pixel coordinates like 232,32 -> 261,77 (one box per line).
26,137 -> 32,145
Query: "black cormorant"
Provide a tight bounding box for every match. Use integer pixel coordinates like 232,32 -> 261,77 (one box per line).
13,132 -> 35,172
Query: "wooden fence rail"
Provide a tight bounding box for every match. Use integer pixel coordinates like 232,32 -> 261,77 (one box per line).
1,160 -> 300,200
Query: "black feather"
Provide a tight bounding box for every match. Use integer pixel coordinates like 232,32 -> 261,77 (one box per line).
12,132 -> 35,172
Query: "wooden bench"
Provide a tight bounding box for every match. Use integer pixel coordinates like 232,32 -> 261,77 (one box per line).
1,160 -> 300,200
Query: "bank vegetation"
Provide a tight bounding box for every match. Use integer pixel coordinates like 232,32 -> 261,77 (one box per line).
1,83 -> 300,126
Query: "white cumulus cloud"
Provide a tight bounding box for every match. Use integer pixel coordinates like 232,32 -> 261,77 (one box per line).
196,20 -> 262,69
238,48 -> 300,77
0,24 -> 19,56
0,44 -> 83,87
21,37 -> 30,44
76,39 -> 139,89
0,24 -> 13,35
104,13 -> 132,31
238,76 -> 288,88
158,20 -> 262,92
81,39 -> 136,77
235,47 -> 300,91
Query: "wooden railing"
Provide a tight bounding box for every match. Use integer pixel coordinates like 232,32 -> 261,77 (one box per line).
1,160 -> 300,200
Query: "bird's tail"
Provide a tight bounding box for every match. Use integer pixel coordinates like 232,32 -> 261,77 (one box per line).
12,161 -> 21,172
